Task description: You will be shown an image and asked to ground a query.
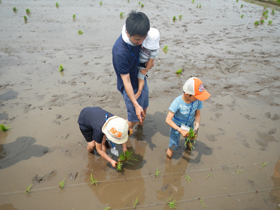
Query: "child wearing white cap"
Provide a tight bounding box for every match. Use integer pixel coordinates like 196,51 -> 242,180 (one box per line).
165,77 -> 210,159
78,107 -> 132,167
135,28 -> 160,99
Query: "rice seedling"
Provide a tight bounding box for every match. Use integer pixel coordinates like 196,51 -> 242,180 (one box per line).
268,20 -> 272,25
141,4 -> 144,7
241,4 -> 243,8
78,30 -> 83,35
139,1 -> 141,5
26,9 -> 30,14
103,207 -> 111,210
236,0 -> 238,2
200,199 -> 207,208
254,21 -> 259,25
133,197 -> 139,208
0,124 -> 10,132
120,12 -> 124,17
73,14 -> 76,19
263,10 -> 268,16
59,65 -> 64,72
25,184 -> 32,194
237,169 -> 243,174
163,45 -> 168,53
90,173 -> 98,186
241,14 -> 244,18
185,175 -> 193,183
222,187 -> 227,190
116,150 -> 138,172
260,19 -> 265,24
56,2 -> 59,7
13,7 -> 17,12
199,4 -> 201,8
272,9 -> 275,15
176,69 -> 182,75
59,178 -> 65,189
100,2 -> 102,5
172,16 -> 177,21
184,128 -> 196,150
192,0 -> 195,3
265,15 -> 268,19
155,167 -> 161,177
166,195 -> 176,209
206,172 -> 214,178
116,162 -> 123,171
262,162 -> 267,167
179,15 -> 182,19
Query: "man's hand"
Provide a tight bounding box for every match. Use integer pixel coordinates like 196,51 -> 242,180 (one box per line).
110,160 -> 118,168
135,105 -> 145,123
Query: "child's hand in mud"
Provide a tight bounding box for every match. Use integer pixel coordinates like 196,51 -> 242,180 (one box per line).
110,160 -> 118,168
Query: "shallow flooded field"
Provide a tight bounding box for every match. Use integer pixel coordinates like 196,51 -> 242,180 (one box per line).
0,0 -> 280,209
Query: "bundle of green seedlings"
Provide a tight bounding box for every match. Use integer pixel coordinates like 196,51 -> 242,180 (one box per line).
120,12 -> 124,18
268,20 -> 272,25
176,69 -> 182,75
166,195 -> 176,209
0,124 -> 10,132
78,30 -> 83,35
184,127 -> 197,150
141,4 -> 144,7
116,150 -> 138,172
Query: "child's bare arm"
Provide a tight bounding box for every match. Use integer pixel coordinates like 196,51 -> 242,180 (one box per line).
194,109 -> 201,131
145,58 -> 154,71
166,111 -> 188,138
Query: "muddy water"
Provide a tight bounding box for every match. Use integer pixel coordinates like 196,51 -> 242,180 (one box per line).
0,0 -> 280,209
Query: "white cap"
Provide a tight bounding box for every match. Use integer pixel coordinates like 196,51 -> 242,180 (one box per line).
142,28 -> 160,50
102,116 -> 128,144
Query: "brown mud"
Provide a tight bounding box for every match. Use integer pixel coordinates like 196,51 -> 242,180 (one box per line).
0,0 -> 280,209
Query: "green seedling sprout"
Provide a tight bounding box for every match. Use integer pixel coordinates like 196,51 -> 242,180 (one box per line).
173,16 -> 177,21
241,4 -> 243,8
265,15 -> 268,19
262,162 -> 267,167
260,19 -> 265,24
241,14 -> 244,18
116,162 -> 123,171
249,176 -> 252,180
237,169 -> 243,174
163,45 -> 168,53
78,30 -> 83,35
155,167 -> 161,177
272,9 -> 275,15
254,21 -> 259,26
141,4 -> 144,7
103,208 -> 111,210
268,20 -> 272,25
0,124 -> 10,132
116,150 -> 138,172
199,4 -> 201,8
120,12 -> 124,17
179,15 -> 182,19
197,4 -> 199,8
73,14 -> 76,19
26,9 -> 30,14
59,178 -> 65,189
90,173 -> 98,186
206,172 -> 214,178
56,2 -> 59,7
185,175 -> 193,183
13,7 -> 17,12
222,187 -> 227,190
133,196 -> 139,208
200,199 -> 207,208
139,1 -> 141,5
166,195 -> 176,209
25,184 -> 32,194
236,0 -> 238,2
59,65 -> 64,72
100,1 -> 102,5
192,0 -> 195,3
184,128 -> 196,150
176,69 -> 182,75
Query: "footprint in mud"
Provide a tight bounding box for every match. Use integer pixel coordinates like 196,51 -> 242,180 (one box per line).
32,170 -> 57,185
265,112 -> 279,121
243,114 -> 256,120
23,104 -> 36,113
256,128 -> 277,149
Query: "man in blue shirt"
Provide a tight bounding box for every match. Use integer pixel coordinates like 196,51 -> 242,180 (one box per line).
112,11 -> 153,131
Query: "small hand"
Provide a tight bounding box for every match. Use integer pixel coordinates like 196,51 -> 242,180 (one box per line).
140,69 -> 148,76
179,129 -> 189,138
194,122 -> 199,132
110,160 -> 118,168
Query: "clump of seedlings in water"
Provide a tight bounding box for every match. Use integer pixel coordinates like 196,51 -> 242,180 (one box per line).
59,65 -> 64,72
184,127 -> 196,150
260,19 -> 265,24
237,169 -> 243,174
241,4 -> 243,8
192,0 -> 195,3
268,20 -> 272,25
56,2 -> 59,8
26,9 -> 30,14
0,124 -> 10,132
236,0 -> 238,2
141,4 -> 144,7
263,10 -> 268,16
241,14 -> 244,18
206,172 -> 214,178
163,45 -> 169,53
120,12 -> 124,17
78,30 -> 83,35
254,21 -> 259,26
265,15 -> 268,19
13,7 -> 17,12
25,184 -> 32,194
155,167 -> 161,177
90,173 -> 98,186
59,178 -> 65,189
179,15 -> 182,19
199,4 -> 201,8
166,195 -> 176,209
172,16 -> 177,21
133,196 -> 139,208
176,68 -> 182,75
116,150 -> 138,172
185,174 -> 193,183
262,162 -> 267,167
73,14 -> 76,19
139,1 -> 141,5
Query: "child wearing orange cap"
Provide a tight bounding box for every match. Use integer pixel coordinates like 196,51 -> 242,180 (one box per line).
165,77 -> 210,159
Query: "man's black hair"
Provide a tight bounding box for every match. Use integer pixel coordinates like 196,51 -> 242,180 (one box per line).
126,11 -> 150,37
